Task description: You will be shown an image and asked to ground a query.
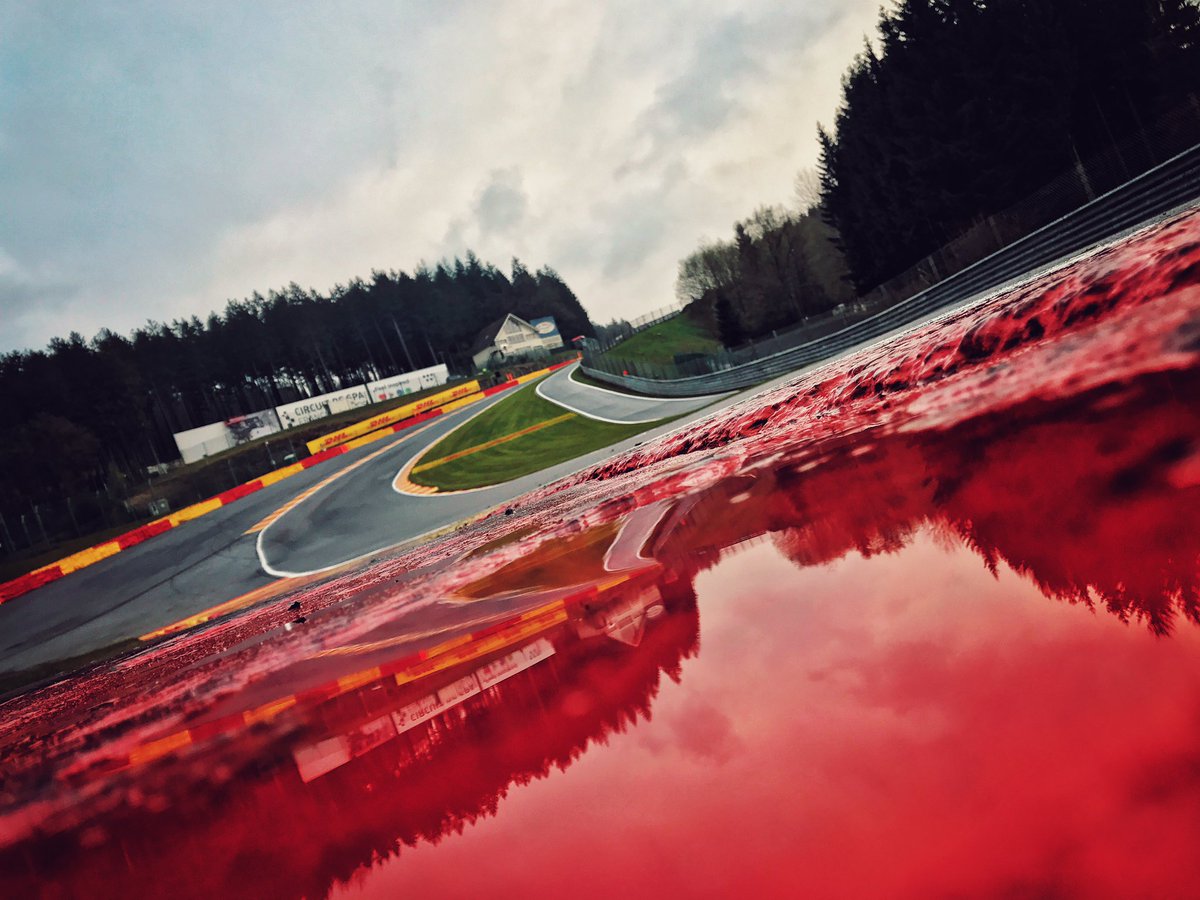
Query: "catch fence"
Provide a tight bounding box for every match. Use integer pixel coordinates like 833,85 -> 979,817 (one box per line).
585,102 -> 1200,395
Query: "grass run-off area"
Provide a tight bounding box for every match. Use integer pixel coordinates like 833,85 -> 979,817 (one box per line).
599,313 -> 721,366
409,380 -> 657,491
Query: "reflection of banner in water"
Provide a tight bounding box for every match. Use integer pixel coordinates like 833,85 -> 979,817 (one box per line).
295,638 -> 555,782
0,574 -> 700,900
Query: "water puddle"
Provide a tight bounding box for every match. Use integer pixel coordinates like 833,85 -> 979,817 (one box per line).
2,210 -> 1200,898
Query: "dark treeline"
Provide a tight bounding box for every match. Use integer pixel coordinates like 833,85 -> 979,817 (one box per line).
820,0 -> 1200,292
0,255 -> 592,506
678,0 -> 1200,347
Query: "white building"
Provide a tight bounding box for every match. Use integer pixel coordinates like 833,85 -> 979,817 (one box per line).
470,314 -> 564,370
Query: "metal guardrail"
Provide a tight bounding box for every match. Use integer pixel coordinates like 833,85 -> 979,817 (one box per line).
583,142 -> 1200,397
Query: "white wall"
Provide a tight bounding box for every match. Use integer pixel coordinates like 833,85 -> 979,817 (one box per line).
366,364 -> 448,402
173,421 -> 237,465
172,365 -> 451,463
276,385 -> 370,429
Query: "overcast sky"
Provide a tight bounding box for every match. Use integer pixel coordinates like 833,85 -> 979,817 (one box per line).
0,0 -> 883,354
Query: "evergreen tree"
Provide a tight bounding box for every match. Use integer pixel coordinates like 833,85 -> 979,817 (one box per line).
820,0 -> 1200,291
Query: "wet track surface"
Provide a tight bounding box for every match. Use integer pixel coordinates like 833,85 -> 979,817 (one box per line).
3,208 -> 1200,897
0,383 -> 727,675
258,381 -> 725,578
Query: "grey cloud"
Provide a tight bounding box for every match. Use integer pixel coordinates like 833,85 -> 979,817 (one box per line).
474,168 -> 528,235
619,7 -> 851,181
601,200 -> 670,280
649,15 -> 760,140
597,162 -> 687,279
0,0 -> 883,351
0,2 -> 438,348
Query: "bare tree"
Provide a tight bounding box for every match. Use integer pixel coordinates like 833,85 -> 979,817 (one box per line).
794,167 -> 822,214
675,240 -> 740,303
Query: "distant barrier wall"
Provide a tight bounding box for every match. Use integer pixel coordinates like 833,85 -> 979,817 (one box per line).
173,365 -> 450,463
306,380 -> 482,455
584,143 -> 1200,396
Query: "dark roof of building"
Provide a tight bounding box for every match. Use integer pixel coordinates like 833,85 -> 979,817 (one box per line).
468,313 -> 536,356
469,316 -> 509,355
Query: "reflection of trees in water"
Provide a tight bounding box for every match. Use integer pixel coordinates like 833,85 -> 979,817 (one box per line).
6,365 -> 1198,898
2,588 -> 700,900
725,370 -> 1200,635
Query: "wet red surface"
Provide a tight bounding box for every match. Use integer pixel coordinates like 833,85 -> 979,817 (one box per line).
3,210 -> 1200,898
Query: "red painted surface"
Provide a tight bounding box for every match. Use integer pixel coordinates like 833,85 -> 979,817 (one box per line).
115,518 -> 176,550
302,446 -> 348,468
483,381 -> 520,397
0,565 -> 64,603
389,408 -> 443,430
214,480 -> 265,506
1,213 -> 1200,897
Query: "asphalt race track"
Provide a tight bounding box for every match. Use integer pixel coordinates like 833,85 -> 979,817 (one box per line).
256,378 -> 721,578
10,197 -> 1170,685
534,363 -> 728,423
0,376 -> 739,679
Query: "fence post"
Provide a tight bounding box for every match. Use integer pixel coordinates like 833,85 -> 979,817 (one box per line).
66,496 -> 82,538
0,511 -> 14,556
32,503 -> 49,545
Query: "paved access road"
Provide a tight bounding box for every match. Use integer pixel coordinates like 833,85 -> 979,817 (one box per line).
535,363 -> 728,423
0,378 -> 737,680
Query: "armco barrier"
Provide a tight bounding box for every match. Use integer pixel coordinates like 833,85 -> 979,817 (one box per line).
0,359 -> 577,607
306,380 -> 483,455
584,144 -> 1200,396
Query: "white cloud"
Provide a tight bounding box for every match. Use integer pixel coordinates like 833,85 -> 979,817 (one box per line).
0,0 -> 882,350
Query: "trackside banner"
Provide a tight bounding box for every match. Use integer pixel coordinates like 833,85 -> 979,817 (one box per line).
366,364 -> 449,403
306,380 -> 482,454
277,386 -> 371,430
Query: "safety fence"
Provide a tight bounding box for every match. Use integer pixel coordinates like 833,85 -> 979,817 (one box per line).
588,302 -> 686,356
585,128 -> 1200,396
0,360 -> 577,606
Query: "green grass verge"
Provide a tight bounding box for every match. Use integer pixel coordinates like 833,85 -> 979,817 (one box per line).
599,313 -> 721,366
410,381 -> 656,491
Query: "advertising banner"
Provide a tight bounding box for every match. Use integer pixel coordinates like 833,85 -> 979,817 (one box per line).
225,409 -> 282,445
530,316 -> 564,348
276,385 -> 370,430
306,379 -> 480,454
366,364 -> 449,403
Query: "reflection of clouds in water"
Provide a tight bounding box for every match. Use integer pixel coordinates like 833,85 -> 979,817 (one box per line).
668,696 -> 742,766
7,233 -> 1200,895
